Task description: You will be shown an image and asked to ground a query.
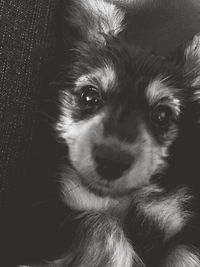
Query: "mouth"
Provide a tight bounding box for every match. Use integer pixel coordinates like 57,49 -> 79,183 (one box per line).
76,170 -> 136,197
96,165 -> 129,181
78,171 -> 115,195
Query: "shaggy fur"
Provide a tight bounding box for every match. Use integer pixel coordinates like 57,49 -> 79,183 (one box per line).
27,1 -> 200,266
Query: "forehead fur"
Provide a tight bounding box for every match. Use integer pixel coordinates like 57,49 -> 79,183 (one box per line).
75,64 -> 117,92
69,41 -> 176,86
67,0 -> 125,44
145,78 -> 182,113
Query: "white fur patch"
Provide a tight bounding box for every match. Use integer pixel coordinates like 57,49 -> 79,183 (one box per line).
107,231 -> 144,267
162,245 -> 200,266
60,169 -> 113,211
192,89 -> 200,103
75,64 -> 117,92
184,34 -> 200,88
185,34 -> 200,62
192,77 -> 200,88
138,187 -> 193,241
56,107 -> 104,147
145,78 -> 182,116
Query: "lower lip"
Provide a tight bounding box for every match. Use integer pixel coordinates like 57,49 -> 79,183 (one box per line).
96,179 -> 114,188
90,181 -> 114,194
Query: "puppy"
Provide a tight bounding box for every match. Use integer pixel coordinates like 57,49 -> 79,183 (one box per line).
29,1 -> 200,266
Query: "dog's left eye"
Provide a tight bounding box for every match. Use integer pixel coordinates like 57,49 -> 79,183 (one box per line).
79,86 -> 102,108
150,105 -> 173,129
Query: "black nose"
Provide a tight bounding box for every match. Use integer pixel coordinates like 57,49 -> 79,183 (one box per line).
93,144 -> 134,181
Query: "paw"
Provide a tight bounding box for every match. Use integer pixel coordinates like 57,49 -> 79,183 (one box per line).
24,213 -> 145,267
60,213 -> 144,267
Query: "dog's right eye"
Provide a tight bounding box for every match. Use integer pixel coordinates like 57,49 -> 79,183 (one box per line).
79,86 -> 103,109
150,105 -> 173,130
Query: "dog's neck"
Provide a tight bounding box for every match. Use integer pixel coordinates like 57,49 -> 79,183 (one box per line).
60,168 -> 193,240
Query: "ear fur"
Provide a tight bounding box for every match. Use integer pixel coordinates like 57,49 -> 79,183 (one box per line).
65,0 -> 125,46
169,34 -> 200,111
184,34 -> 200,110
170,34 -> 200,85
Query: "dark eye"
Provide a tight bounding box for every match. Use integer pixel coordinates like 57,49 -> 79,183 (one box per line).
150,105 -> 173,129
79,86 -> 102,109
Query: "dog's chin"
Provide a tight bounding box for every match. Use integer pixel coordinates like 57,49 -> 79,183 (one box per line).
75,169 -> 141,198
88,181 -> 137,198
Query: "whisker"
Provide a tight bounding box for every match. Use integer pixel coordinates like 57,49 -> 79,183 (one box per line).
32,196 -> 61,207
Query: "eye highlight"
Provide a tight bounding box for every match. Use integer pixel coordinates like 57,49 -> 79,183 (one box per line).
150,105 -> 173,129
79,86 -> 103,109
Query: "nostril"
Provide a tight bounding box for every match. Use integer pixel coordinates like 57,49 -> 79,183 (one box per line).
93,144 -> 134,180
95,156 -> 132,172
94,156 -> 109,169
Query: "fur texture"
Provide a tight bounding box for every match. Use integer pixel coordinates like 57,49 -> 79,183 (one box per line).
27,1 -> 200,266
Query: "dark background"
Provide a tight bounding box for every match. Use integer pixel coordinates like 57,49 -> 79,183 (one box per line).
0,0 -> 68,265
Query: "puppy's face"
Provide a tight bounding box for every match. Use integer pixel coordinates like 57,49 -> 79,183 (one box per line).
57,43 -> 185,196
57,0 -> 200,197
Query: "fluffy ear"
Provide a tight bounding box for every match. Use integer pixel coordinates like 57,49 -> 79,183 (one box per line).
169,34 -> 200,86
170,34 -> 200,106
65,0 -> 125,46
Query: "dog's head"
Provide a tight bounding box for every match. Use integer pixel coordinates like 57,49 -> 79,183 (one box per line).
56,0 -> 200,197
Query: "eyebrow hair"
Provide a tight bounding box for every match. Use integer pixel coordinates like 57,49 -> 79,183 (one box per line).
75,64 -> 117,92
145,78 -> 183,116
